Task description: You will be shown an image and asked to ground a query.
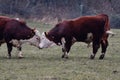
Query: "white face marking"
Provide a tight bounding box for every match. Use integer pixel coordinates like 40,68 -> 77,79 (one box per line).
39,32 -> 56,48
21,29 -> 41,48
34,29 -> 41,37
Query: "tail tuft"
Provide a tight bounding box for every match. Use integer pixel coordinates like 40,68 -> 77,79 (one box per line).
106,30 -> 116,36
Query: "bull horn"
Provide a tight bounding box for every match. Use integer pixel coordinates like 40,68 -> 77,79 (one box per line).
15,18 -> 20,20
33,28 -> 36,31
44,32 -> 48,36
33,28 -> 40,36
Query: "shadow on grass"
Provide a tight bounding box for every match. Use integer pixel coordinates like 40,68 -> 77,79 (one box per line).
0,55 -> 118,62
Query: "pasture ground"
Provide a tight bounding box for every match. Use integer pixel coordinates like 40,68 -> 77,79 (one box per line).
0,21 -> 120,80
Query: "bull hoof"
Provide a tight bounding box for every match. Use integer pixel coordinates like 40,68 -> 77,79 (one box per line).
99,54 -> 104,60
61,55 -> 69,59
65,56 -> 69,59
90,55 -> 95,59
61,55 -> 65,58
18,56 -> 24,59
8,57 -> 11,59
7,56 -> 11,59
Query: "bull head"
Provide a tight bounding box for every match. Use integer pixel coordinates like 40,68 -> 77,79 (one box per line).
44,32 -> 55,41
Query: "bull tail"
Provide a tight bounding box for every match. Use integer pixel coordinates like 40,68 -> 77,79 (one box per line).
103,14 -> 110,31
106,30 -> 116,37
100,14 -> 115,37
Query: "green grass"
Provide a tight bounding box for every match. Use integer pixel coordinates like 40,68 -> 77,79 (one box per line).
0,21 -> 120,80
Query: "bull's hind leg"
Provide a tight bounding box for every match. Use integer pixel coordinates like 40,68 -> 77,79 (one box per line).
6,43 -> 13,59
90,40 -> 100,59
99,40 -> 108,59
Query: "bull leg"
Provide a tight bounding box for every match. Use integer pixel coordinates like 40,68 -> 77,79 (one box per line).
6,43 -> 13,59
61,38 -> 68,58
99,40 -> 108,59
90,41 -> 100,59
61,37 -> 72,59
61,48 -> 69,59
17,46 -> 24,58
61,37 -> 66,58
61,45 -> 71,59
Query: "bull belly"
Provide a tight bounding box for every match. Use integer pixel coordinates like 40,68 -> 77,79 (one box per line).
0,39 -> 5,46
74,33 -> 93,43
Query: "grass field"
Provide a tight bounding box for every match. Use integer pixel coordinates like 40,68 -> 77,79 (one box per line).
0,21 -> 120,80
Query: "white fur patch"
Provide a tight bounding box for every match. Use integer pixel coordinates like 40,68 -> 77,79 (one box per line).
91,53 -> 94,56
34,29 -> 41,37
21,29 -> 41,48
39,32 -> 55,48
85,33 -> 93,47
10,29 -> 41,48
61,37 -> 66,44
9,39 -> 21,47
101,53 -> 105,55
61,37 -> 66,49
86,33 -> 93,42
72,37 -> 76,44
106,30 -> 116,36
18,51 -> 23,58
65,52 -> 69,57
15,18 -> 20,20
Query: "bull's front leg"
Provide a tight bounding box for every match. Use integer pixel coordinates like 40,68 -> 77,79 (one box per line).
6,43 -> 13,59
17,46 -> 24,58
61,48 -> 69,59
61,37 -> 67,58
61,37 -> 72,59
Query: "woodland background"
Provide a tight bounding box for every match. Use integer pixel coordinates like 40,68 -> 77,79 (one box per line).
0,0 -> 120,28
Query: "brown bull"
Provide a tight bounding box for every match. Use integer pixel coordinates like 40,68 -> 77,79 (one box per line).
39,14 -> 115,59
0,16 -> 41,58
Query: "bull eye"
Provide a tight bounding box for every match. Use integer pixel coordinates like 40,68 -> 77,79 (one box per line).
36,37 -> 39,40
36,37 -> 40,40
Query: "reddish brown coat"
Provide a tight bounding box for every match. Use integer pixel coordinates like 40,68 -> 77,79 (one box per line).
45,14 -> 111,59
0,16 -> 35,58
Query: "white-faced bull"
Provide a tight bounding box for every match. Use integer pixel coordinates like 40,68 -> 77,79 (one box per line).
39,14 -> 115,59
0,16 -> 41,58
